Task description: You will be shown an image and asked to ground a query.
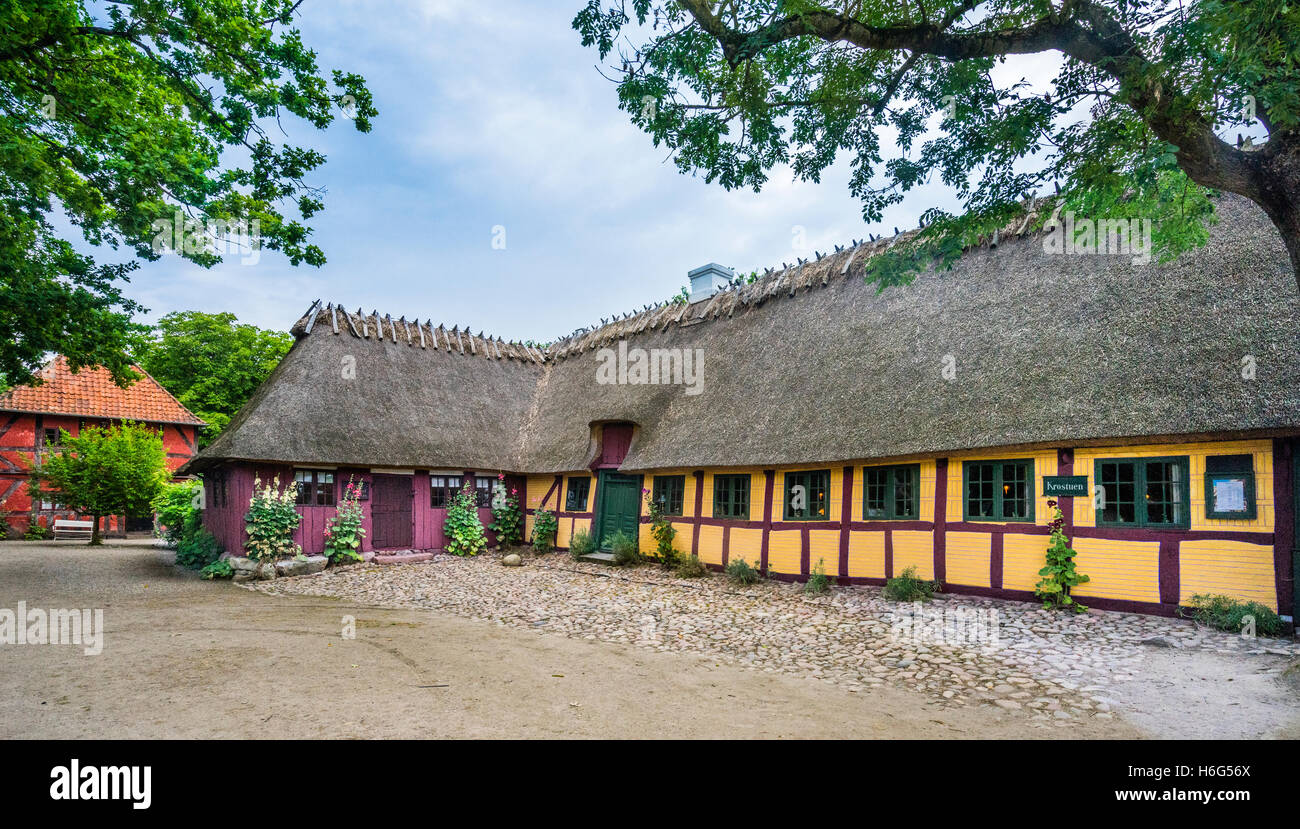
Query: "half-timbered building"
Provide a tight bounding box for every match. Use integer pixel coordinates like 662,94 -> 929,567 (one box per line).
185,195 -> 1300,620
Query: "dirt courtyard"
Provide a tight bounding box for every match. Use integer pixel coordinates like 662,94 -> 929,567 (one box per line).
0,540 -> 1294,739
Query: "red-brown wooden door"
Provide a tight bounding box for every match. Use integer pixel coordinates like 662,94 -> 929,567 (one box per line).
371,474 -> 413,549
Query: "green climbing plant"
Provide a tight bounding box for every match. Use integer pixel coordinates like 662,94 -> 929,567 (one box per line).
1035,500 -> 1090,612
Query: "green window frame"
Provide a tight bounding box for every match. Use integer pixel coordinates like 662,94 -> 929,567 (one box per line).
652,475 -> 685,516
783,470 -> 831,521
1204,455 -> 1257,520
712,474 -> 751,519
565,476 -> 591,512
1095,456 -> 1190,529
962,459 -> 1035,522
863,464 -> 920,520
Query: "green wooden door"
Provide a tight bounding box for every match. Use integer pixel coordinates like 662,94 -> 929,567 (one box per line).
595,472 -> 641,551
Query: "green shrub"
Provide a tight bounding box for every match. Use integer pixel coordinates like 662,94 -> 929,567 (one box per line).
569,528 -> 595,560
153,480 -> 201,545
176,527 -> 221,569
23,523 -> 51,541
200,559 -> 234,580
444,486 -> 488,556
532,508 -> 558,553
882,565 -> 942,602
675,555 -> 709,578
725,557 -> 761,585
609,530 -> 641,566
805,558 -> 831,595
1182,594 -> 1288,637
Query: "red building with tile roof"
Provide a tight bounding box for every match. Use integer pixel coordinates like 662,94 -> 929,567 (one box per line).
0,356 -> 205,538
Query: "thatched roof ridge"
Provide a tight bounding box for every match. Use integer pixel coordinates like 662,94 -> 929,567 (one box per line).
288,303 -> 549,364
539,198 -> 1051,362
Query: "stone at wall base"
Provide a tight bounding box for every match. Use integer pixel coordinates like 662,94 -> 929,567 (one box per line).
275,555 -> 329,577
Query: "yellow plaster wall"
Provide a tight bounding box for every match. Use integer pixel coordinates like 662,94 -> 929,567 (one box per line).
728,527 -> 763,567
945,531 -> 992,588
808,529 -> 840,576
848,531 -> 886,579
767,529 -> 802,574
1070,536 -> 1161,604
696,524 -> 724,565
1002,533 -> 1048,593
1179,539 -> 1278,610
892,530 -> 934,579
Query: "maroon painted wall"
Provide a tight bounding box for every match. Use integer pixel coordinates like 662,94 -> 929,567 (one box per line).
204,464 -> 522,556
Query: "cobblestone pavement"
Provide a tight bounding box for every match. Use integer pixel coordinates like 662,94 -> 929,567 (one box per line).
253,552 -> 1300,730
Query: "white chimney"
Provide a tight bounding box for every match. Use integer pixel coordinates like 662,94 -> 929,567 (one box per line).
687,263 -> 733,302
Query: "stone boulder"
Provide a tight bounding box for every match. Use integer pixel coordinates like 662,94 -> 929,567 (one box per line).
275,555 -> 329,577
228,557 -> 258,576
502,553 -> 523,567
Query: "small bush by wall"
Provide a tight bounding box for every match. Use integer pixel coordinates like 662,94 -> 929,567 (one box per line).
1182,594 -> 1288,637
882,565 -> 942,602
725,557 -> 761,585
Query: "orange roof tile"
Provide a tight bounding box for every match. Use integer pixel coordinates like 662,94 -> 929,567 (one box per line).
0,356 -> 205,426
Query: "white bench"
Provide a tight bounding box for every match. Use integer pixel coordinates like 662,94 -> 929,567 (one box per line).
52,519 -> 95,540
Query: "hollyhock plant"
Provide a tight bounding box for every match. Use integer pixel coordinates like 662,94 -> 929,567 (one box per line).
323,477 -> 366,564
244,475 -> 302,561
490,477 -> 524,548
1035,499 -> 1090,612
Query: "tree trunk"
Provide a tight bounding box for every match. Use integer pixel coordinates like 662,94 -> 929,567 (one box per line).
1253,144 -> 1300,294
1273,209 -> 1300,295
90,514 -> 102,546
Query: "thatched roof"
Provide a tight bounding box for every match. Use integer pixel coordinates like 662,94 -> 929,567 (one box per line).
190,309 -> 542,471
188,194 -> 1300,474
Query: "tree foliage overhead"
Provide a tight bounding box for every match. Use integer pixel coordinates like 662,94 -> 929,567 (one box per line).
573,1 -> 1300,287
0,1 -> 376,385
31,420 -> 169,545
136,310 -> 293,446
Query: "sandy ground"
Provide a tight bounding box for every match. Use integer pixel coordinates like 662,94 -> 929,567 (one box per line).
0,540 -> 1149,739
1108,648 -> 1300,740
3,540 -> 1295,739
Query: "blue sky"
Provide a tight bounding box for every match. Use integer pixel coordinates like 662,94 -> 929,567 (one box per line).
123,0 -> 1052,342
